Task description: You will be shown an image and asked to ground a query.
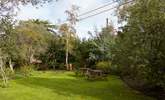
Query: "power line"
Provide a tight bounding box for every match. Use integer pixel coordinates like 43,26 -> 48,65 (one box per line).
78,0 -> 118,17
60,1 -> 117,23
78,7 -> 116,21
78,0 -> 134,21
61,0 -> 133,23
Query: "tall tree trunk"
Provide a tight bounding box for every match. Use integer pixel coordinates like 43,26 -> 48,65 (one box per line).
9,58 -> 14,73
29,46 -> 34,64
0,57 -> 8,87
66,35 -> 69,70
30,53 -> 34,64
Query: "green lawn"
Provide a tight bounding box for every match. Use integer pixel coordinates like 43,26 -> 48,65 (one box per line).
0,71 -> 155,100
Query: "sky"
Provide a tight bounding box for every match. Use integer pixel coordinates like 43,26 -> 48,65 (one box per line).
16,0 -> 119,39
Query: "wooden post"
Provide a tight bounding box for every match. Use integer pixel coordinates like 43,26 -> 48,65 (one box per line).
106,18 -> 109,28
70,64 -> 73,71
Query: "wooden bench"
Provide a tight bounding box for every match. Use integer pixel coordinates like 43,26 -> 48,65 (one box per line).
79,68 -> 107,80
86,69 -> 104,80
79,68 -> 91,76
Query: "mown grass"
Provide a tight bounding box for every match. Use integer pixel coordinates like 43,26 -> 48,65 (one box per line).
0,71 -> 155,100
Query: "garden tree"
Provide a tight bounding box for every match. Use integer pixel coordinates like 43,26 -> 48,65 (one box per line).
113,0 -> 165,93
86,24 -> 118,73
40,35 -> 66,70
0,0 -> 59,84
74,24 -> 116,71
93,24 -> 116,61
73,39 -> 89,68
0,16 -> 17,73
72,39 -> 90,68
0,19 -> 55,69
0,0 -> 58,67
40,30 -> 81,70
72,24 -> 115,69
14,20 -> 55,65
59,5 -> 78,70
73,38 -> 102,68
0,16 -> 14,86
0,0 -> 58,75
59,24 -> 77,70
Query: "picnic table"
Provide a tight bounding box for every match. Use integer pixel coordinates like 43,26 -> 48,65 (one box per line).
79,68 -> 91,75
79,68 -> 105,80
87,69 -> 103,79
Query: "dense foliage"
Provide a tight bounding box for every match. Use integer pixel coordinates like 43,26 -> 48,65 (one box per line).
110,0 -> 165,96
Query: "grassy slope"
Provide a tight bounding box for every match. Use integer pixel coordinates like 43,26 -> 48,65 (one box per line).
0,71 -> 155,100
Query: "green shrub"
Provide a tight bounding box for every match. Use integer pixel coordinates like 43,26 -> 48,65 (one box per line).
59,63 -> 65,70
5,68 -> 15,79
75,69 -> 81,77
96,61 -> 110,73
19,65 -> 34,77
109,65 -> 120,75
